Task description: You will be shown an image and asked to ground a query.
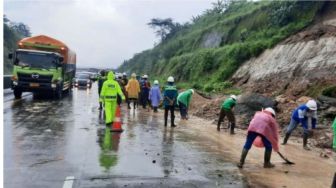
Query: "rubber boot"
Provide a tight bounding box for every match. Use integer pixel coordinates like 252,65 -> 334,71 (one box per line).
303,133 -> 310,150
171,116 -> 176,127
237,149 -> 249,168
127,101 -> 131,109
99,102 -> 103,110
133,102 -> 136,109
230,122 -> 235,135
217,122 -> 221,131
263,150 -> 275,168
164,115 -> 168,127
282,133 -> 290,145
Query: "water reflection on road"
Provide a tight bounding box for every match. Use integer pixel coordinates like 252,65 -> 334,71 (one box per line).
4,84 -> 246,188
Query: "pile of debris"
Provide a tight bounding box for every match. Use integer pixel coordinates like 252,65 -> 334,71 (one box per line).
190,91 -> 336,150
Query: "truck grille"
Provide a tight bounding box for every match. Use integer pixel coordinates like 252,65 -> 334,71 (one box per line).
18,73 -> 52,83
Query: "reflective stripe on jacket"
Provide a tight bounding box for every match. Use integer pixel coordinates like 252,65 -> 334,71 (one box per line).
100,72 -> 125,102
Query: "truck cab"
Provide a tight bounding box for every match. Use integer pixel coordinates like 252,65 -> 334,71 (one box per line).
10,49 -> 65,98
9,35 -> 76,99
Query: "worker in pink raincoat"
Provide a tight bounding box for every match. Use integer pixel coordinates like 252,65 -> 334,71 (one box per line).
237,107 -> 279,168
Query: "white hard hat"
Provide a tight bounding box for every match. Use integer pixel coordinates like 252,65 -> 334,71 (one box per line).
264,107 -> 276,117
190,89 -> 194,94
143,75 -> 148,79
131,73 -> 136,77
154,80 -> 159,85
123,72 -> 127,76
167,76 -> 174,82
230,95 -> 237,100
306,100 -> 317,110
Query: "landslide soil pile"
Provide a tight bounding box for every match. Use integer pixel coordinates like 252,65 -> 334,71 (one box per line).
189,92 -> 224,121
189,92 -> 336,151
283,23 -> 336,44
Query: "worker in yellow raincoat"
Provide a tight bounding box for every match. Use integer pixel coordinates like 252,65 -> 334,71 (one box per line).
100,71 -> 125,126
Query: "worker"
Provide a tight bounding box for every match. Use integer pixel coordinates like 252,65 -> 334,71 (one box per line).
136,75 -> 142,108
333,117 -> 336,151
125,73 -> 140,109
163,76 -> 178,127
97,70 -> 107,110
149,80 -> 162,113
122,73 -> 128,83
237,108 -> 279,168
116,73 -> 126,106
100,71 -> 125,126
177,89 -> 194,120
282,100 -> 318,150
217,95 -> 237,134
121,73 -> 130,109
140,75 -> 151,109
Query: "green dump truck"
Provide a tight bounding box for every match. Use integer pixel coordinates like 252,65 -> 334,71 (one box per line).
8,35 -> 76,99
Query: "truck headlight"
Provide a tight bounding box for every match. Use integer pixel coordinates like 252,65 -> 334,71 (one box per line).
51,83 -> 57,88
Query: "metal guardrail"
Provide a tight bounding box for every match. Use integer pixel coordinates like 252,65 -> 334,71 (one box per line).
4,75 -> 12,89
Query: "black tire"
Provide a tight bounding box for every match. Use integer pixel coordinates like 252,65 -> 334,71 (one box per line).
54,84 -> 63,99
14,88 -> 22,99
33,92 -> 40,99
64,85 -> 71,94
57,88 -> 63,99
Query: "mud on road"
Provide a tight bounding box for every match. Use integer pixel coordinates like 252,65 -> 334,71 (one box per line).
4,84 -> 335,188
4,84 -> 247,188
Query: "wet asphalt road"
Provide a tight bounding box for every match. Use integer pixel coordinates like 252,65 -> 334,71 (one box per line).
4,84 -> 246,188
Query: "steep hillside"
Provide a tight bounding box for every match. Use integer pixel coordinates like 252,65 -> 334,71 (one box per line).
232,4 -> 336,97
118,1 -> 331,93
3,16 -> 31,74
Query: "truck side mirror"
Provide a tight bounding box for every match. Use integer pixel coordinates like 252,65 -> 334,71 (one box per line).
59,57 -> 64,62
8,53 -> 13,59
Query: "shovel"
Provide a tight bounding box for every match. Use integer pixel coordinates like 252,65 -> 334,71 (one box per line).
277,151 -> 295,165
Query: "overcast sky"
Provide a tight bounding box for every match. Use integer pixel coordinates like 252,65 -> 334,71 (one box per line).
4,0 -> 212,69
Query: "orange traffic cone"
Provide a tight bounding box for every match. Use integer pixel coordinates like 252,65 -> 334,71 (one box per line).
111,106 -> 123,132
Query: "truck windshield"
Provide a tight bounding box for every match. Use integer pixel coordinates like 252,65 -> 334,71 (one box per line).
15,52 -> 59,69
77,74 -> 90,79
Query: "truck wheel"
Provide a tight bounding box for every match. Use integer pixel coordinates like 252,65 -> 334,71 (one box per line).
14,88 -> 22,99
55,87 -> 63,99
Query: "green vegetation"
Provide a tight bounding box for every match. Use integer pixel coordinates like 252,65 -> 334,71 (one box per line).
118,1 -> 327,93
304,84 -> 336,98
4,24 -> 20,74
322,86 -> 336,98
3,15 -> 31,74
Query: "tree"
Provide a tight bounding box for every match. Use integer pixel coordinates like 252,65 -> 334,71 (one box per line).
12,22 -> 31,37
203,0 -> 233,15
147,18 -> 183,41
3,14 -> 10,23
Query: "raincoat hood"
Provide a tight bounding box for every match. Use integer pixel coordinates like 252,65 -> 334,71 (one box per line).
107,71 -> 115,80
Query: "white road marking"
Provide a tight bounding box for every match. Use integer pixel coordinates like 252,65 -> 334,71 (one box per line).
62,176 -> 75,188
